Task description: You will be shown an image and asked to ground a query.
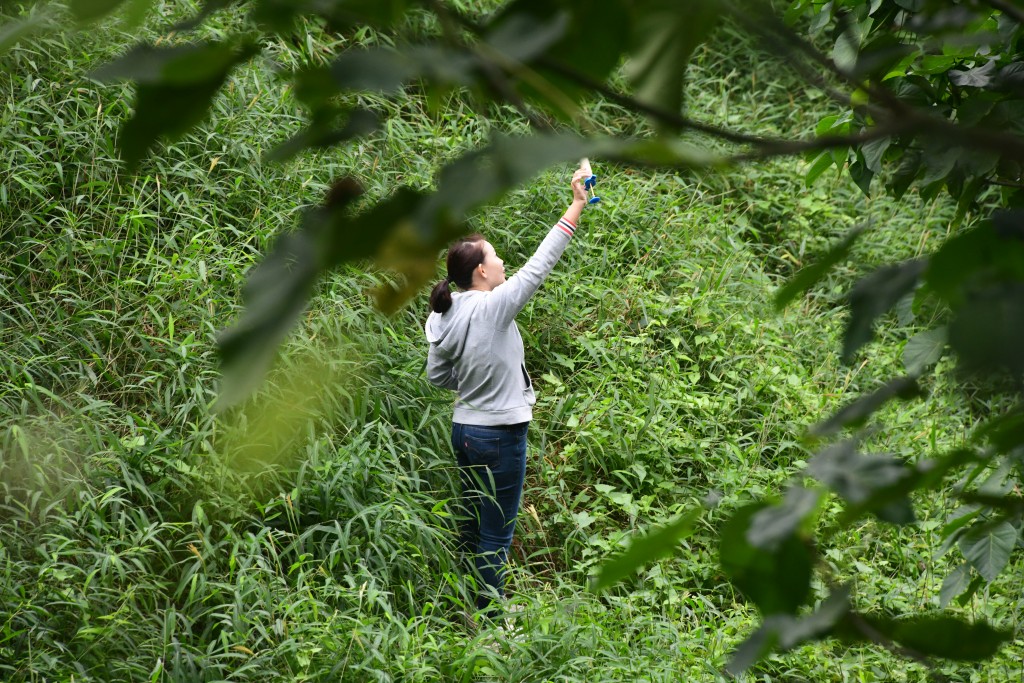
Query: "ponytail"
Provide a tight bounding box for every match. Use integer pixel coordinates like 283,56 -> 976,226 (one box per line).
430,277 -> 453,313
430,235 -> 485,314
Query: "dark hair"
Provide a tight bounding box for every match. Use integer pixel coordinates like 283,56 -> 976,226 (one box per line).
429,234 -> 485,313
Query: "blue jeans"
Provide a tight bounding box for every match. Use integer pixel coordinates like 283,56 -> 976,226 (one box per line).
451,421 -> 528,612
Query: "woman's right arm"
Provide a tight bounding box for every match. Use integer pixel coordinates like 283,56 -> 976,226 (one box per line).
487,170 -> 588,327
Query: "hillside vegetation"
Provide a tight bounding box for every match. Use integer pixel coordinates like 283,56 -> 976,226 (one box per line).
2,4 -> 1020,681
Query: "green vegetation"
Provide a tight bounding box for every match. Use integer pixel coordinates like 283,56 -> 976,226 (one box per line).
3,1 -> 1024,681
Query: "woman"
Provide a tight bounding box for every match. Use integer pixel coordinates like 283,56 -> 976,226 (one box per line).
425,167 -> 589,614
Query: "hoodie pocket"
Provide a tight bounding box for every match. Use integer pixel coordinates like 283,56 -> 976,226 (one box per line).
520,363 -> 532,389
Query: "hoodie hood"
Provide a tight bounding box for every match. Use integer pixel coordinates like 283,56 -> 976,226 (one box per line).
424,291 -> 483,359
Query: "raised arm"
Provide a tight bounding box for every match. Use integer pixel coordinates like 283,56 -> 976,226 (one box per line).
488,169 -> 589,327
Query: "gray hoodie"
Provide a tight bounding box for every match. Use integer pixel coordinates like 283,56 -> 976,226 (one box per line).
424,219 -> 577,425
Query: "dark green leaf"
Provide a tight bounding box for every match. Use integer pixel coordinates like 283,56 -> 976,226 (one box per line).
264,109 -> 380,163
808,440 -> 915,523
848,159 -> 873,196
949,283 -> 1024,377
726,586 -> 852,676
805,150 -> 837,186
70,0 -> 127,22
887,149 -> 921,199
974,403 -> 1024,454
939,563 -> 971,608
851,34 -> 915,79
949,60 -> 997,88
747,486 -> 820,550
902,326 -> 946,375
870,613 -> 1012,661
720,504 -> 813,615
843,259 -> 926,363
861,135 -> 890,173
92,42 -> 256,169
92,42 -> 251,85
959,520 -> 1018,582
925,212 -> 1024,308
774,224 -> 866,310
625,0 -> 721,118
810,376 -> 923,438
217,179 -> 376,408
484,8 -> 569,63
591,508 -> 700,592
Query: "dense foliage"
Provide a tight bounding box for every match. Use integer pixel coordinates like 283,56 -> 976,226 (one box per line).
2,0 -> 1024,680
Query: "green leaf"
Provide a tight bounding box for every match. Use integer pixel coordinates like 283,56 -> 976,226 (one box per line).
70,0 -> 128,22
843,259 -> 926,363
973,403 -> 1024,454
265,109 -> 380,163
804,150 -> 837,186
848,159 -> 874,196
93,42 -> 256,169
726,586 -> 852,676
590,508 -> 701,592
810,377 -> 922,438
870,613 -> 1012,661
948,283 -> 1024,377
949,60 -> 997,88
860,135 -> 890,173
808,440 -> 915,523
902,326 -> 946,375
217,182 -> 423,407
720,504 -> 813,615
774,224 -> 866,310
958,520 -> 1018,582
625,0 -> 721,119
747,486 -> 820,550
484,8 -> 569,63
939,563 -> 972,608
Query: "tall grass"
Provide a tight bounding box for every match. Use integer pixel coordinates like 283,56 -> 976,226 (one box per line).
2,5 -> 1021,682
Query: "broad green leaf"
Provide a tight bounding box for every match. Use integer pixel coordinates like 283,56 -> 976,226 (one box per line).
973,403 -> 1024,453
774,224 -> 866,310
926,212 -> 1024,308
808,440 -> 915,523
70,0 -> 128,22
624,0 -> 721,119
860,135 -> 890,173
265,109 -> 380,163
218,184 -> 423,407
804,150 -> 837,186
93,42 -> 257,169
902,326 -> 946,375
958,520 -> 1018,582
483,8 -> 569,63
0,9 -> 54,54
948,283 -> 1024,377
810,376 -> 922,438
949,60 -> 997,88
747,486 -> 820,550
847,159 -> 873,196
92,42 -> 251,85
720,504 -> 813,615
591,508 -> 701,592
939,563 -> 971,608
726,587 -> 852,676
869,613 -> 1012,661
843,259 -> 926,363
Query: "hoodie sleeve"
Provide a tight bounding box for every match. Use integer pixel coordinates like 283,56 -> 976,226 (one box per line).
488,217 -> 576,328
427,343 -> 459,390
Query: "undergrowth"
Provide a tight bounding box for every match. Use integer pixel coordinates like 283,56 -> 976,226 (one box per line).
1,4 -> 1021,682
